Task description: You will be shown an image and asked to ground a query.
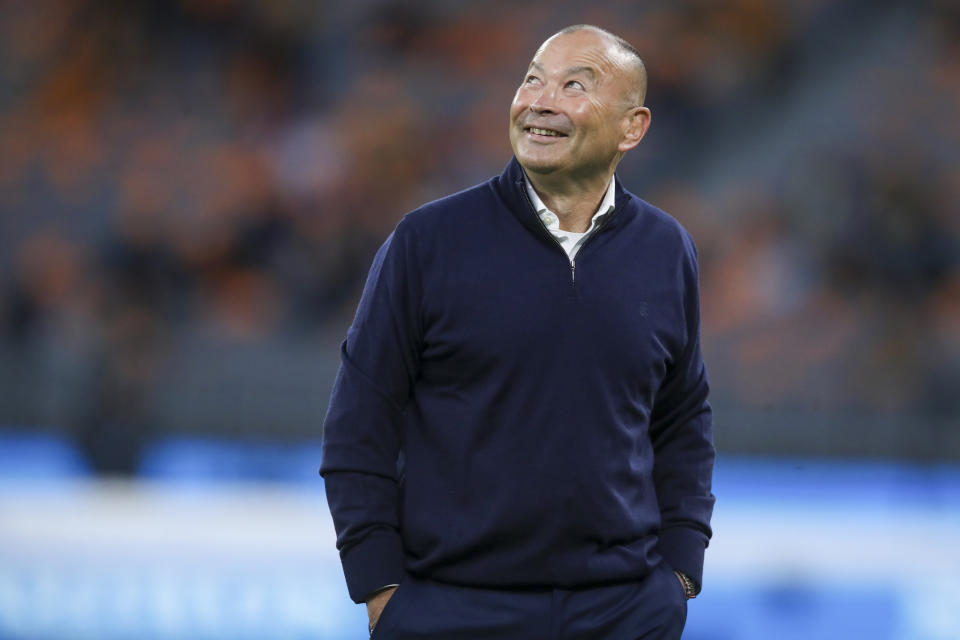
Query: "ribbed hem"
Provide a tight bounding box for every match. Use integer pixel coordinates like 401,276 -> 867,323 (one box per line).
341,530 -> 406,603
656,526 -> 707,590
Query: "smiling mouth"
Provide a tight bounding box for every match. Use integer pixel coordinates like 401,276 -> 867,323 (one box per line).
525,126 -> 567,138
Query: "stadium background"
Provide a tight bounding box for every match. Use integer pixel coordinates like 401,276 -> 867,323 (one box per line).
0,0 -> 958,638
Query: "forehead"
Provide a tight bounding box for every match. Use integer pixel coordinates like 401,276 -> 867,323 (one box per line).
528,30 -> 629,77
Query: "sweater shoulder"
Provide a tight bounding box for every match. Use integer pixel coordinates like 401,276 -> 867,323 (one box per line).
623,193 -> 699,259
398,179 -> 499,235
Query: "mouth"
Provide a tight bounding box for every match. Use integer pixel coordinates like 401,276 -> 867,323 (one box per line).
524,126 -> 568,139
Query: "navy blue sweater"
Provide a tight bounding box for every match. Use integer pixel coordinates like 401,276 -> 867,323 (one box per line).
321,158 -> 715,603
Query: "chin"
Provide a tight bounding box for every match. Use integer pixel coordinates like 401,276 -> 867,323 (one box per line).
515,149 -> 563,175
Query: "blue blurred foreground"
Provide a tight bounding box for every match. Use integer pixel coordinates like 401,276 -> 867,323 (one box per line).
1,433 -> 958,640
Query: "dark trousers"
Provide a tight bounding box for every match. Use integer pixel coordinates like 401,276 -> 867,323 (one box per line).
371,562 -> 687,640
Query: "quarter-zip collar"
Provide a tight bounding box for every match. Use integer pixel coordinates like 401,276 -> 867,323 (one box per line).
524,173 -> 616,237
494,156 -> 630,245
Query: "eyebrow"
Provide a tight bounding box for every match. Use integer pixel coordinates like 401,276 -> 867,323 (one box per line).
528,62 -> 597,80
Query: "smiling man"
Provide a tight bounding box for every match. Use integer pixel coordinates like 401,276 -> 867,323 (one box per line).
320,25 -> 714,640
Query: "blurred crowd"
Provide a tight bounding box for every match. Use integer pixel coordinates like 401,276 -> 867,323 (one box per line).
1,0 -> 958,471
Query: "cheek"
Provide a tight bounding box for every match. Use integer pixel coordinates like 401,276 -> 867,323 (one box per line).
567,103 -> 597,128
510,90 -> 530,119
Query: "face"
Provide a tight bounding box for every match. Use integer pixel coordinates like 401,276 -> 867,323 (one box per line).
509,30 -> 650,181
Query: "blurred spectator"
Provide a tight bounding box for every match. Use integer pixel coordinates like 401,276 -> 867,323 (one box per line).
1,0 -> 957,468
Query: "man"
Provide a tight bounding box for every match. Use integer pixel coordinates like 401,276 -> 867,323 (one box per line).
320,25 -> 714,640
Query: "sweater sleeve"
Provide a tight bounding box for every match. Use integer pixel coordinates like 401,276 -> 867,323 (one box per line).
649,232 -> 715,591
319,221 -> 423,603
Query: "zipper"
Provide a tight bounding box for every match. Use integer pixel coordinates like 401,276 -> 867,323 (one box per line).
569,222 -> 606,283
520,185 -> 612,284
521,187 -> 569,269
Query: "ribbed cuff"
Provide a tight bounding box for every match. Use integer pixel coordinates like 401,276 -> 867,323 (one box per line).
656,526 -> 707,589
340,530 -> 406,603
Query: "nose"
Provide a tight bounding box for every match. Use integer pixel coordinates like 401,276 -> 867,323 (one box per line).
529,84 -> 557,114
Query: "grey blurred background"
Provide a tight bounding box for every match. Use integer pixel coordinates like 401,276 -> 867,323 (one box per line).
2,0 -> 957,470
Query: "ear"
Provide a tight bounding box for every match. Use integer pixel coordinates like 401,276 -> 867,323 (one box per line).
618,106 -> 651,153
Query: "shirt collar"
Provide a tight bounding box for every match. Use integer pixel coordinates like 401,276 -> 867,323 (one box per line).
524,175 -> 617,233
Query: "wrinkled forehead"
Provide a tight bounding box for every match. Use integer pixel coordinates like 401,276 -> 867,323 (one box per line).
528,30 -> 631,77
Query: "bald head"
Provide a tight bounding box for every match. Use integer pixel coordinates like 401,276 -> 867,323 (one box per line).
550,25 -> 647,107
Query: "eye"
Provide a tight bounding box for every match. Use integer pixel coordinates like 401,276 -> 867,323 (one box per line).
524,74 -> 541,85
565,80 -> 585,90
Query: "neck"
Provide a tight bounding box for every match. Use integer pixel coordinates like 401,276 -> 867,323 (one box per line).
526,169 -> 614,233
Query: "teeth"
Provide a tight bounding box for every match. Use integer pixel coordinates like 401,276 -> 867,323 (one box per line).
530,127 -> 562,137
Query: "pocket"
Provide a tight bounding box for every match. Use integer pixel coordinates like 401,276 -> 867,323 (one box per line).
370,582 -> 407,639
667,567 -> 686,604
663,565 -> 688,625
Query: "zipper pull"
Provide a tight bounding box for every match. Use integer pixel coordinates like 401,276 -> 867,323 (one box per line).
570,260 -> 576,284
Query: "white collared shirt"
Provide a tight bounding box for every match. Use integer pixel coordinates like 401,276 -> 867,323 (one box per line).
524,175 -> 617,261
